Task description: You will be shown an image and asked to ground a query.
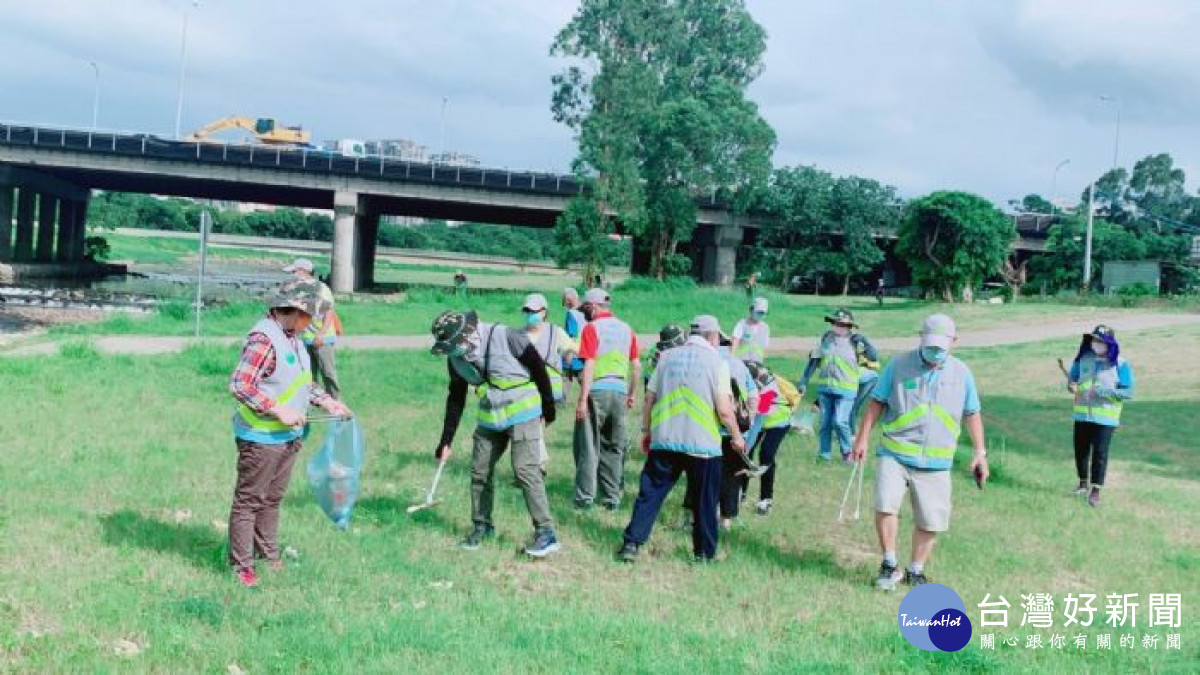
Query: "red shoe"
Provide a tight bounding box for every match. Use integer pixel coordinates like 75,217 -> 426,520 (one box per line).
236,567 -> 259,588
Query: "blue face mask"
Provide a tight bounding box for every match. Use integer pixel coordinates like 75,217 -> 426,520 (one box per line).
524,311 -> 544,327
920,346 -> 948,365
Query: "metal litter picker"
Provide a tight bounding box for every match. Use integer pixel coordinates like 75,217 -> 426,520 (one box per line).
837,458 -> 866,522
407,458 -> 447,514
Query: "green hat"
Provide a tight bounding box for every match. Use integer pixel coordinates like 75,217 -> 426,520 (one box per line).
267,279 -> 325,316
824,307 -> 857,327
430,310 -> 478,355
656,324 -> 686,351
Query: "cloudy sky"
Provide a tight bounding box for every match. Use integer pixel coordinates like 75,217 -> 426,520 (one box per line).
2,0 -> 1198,208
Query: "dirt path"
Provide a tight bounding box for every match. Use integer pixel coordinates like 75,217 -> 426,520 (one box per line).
6,311 -> 1198,357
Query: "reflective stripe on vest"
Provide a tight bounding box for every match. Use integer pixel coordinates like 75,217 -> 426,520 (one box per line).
733,321 -> 768,363
472,323 -> 542,431
1072,356 -> 1124,426
648,343 -> 723,456
592,316 -> 633,394
814,335 -> 859,394
878,350 -> 969,469
233,318 -> 313,443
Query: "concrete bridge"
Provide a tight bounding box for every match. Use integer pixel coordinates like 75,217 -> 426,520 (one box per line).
0,123 -> 751,291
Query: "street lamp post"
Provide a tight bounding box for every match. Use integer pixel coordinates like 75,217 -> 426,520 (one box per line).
437,96 -> 449,165
1051,158 -> 1070,216
88,61 -> 100,130
1083,182 -> 1096,290
173,1 -> 199,139
1099,95 -> 1121,170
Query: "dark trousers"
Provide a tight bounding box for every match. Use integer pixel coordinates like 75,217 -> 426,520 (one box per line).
719,442 -> 744,519
623,450 -> 722,560
228,438 -> 301,570
749,426 -> 789,501
1074,421 -> 1115,486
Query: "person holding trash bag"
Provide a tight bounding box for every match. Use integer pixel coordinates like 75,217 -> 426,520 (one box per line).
228,279 -> 352,588
430,309 -> 562,558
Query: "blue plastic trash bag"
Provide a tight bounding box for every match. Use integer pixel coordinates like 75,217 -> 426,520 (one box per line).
306,417 -> 366,530
790,408 -> 816,436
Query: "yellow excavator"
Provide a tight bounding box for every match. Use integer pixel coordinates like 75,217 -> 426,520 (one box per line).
187,117 -> 311,146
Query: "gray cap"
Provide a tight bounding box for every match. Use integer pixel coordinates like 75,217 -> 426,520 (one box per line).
584,288 -> 610,305
690,314 -> 722,335
752,297 -> 769,313
920,314 -> 956,349
522,293 -> 548,311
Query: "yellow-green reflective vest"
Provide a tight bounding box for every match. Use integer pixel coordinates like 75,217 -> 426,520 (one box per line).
467,323 -> 542,431
814,333 -> 859,395
762,380 -> 793,429
592,316 -> 633,395
649,342 -> 724,457
1072,355 -> 1125,426
878,350 -> 969,470
233,318 -> 313,444
733,319 -> 769,364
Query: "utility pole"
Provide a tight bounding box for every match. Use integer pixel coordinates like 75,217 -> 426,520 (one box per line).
1051,158 -> 1069,216
174,1 -> 199,139
1083,182 -> 1096,291
88,61 -> 100,130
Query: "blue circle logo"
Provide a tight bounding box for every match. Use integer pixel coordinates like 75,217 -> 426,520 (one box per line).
897,583 -> 972,652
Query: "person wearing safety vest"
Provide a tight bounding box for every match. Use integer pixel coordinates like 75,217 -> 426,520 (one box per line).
227,279 -> 352,588
618,315 -> 747,563
561,288 -> 587,403
799,308 -> 872,463
285,258 -> 343,400
742,362 -> 798,516
851,314 -> 990,590
430,310 -> 561,557
731,297 -> 770,364
573,288 -> 641,511
522,293 -> 578,472
850,332 -> 881,432
1066,325 -> 1134,508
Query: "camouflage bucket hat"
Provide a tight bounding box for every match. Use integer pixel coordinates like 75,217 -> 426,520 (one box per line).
745,360 -> 773,388
824,307 -> 857,327
656,324 -> 686,351
430,310 -> 478,355
267,279 -> 325,316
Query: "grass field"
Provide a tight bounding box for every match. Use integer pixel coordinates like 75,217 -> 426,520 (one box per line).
1,322 -> 1196,672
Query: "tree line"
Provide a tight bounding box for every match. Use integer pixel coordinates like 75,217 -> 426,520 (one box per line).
87,192 -> 631,266
548,0 -> 1199,298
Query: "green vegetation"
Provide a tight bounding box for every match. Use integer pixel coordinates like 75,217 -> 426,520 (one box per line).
0,326 -> 1195,672
89,193 -> 631,267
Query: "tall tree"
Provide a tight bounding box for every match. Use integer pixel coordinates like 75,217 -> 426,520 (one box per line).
897,191 -> 1016,301
1126,152 -> 1189,226
1079,168 -> 1130,223
551,0 -> 776,279
826,175 -> 896,294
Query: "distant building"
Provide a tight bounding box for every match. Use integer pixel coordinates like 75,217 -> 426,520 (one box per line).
428,151 -> 481,167
366,138 -> 428,162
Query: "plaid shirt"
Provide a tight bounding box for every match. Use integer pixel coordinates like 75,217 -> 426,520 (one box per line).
230,329 -> 327,414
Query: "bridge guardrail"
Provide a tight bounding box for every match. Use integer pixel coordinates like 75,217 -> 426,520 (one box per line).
0,121 -> 731,208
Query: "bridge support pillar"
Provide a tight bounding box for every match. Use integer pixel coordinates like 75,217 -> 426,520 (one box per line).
57,199 -> 83,262
696,223 -> 743,286
0,185 -> 12,261
330,191 -> 379,293
330,191 -> 359,293
35,193 -> 57,263
13,188 -> 36,263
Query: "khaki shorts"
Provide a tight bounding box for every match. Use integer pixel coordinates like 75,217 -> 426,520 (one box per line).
875,453 -> 952,532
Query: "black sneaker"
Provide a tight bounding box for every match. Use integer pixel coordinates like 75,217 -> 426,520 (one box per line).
524,528 -> 561,558
617,541 -> 639,563
904,569 -> 932,586
460,525 -> 495,550
876,561 -> 904,590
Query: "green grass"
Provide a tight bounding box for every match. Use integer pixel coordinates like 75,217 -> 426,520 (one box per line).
0,327 -> 1196,672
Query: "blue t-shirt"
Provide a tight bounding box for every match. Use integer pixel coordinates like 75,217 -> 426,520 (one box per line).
564,311 -> 584,371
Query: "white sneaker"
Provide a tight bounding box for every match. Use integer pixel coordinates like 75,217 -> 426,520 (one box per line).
755,499 -> 772,515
